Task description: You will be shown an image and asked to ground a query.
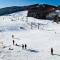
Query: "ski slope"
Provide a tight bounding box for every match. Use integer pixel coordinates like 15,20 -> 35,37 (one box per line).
0,11 -> 60,60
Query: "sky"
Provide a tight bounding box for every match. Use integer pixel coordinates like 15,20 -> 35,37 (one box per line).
0,0 -> 60,8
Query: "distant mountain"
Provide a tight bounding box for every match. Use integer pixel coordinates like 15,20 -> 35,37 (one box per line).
0,4 -> 58,16
0,4 -> 40,16
0,6 -> 25,15
27,4 -> 57,19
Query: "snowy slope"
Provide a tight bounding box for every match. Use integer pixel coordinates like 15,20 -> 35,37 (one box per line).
9,10 -> 28,17
0,10 -> 60,60
0,29 -> 60,60
0,10 -> 58,32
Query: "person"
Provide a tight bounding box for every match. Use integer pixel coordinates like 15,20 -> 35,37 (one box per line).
22,44 -> 24,49
13,40 -> 15,45
25,44 -> 27,49
51,48 -> 53,55
9,48 -> 13,50
12,34 -> 14,38
16,43 -> 19,46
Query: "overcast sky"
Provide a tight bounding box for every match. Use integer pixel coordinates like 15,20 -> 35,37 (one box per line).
0,0 -> 60,8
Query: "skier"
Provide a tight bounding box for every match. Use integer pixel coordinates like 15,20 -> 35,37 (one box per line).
25,44 -> 27,49
51,48 -> 53,55
13,40 -> 15,45
22,44 -> 24,49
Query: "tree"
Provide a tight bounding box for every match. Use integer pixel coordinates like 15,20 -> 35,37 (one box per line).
54,15 -> 59,23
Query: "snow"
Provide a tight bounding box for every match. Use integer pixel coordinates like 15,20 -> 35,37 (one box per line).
0,29 -> 60,60
0,10 -> 60,60
9,10 -> 28,17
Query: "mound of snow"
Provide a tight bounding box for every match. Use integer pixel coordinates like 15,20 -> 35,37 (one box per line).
9,10 -> 28,17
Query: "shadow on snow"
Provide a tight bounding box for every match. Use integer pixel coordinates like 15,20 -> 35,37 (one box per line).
26,49 -> 39,53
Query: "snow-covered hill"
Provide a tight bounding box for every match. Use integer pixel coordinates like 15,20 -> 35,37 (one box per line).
0,10 -> 60,32
0,10 -> 60,60
9,10 -> 28,17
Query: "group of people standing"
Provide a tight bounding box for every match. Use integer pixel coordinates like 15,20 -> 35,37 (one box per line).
22,44 -> 27,49
12,35 -> 27,49
12,34 -> 54,55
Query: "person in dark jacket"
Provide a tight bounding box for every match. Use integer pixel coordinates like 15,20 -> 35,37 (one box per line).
25,44 -> 27,49
13,40 -> 15,45
51,48 -> 53,55
22,44 -> 24,49
12,34 -> 14,38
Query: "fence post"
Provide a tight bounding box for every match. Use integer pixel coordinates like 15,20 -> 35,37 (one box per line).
38,23 -> 40,29
31,22 -> 33,29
